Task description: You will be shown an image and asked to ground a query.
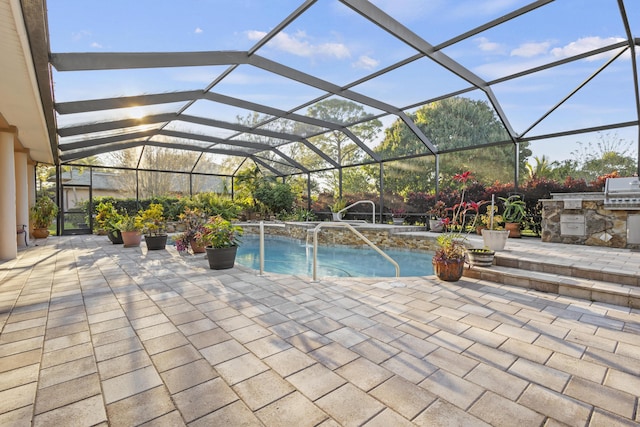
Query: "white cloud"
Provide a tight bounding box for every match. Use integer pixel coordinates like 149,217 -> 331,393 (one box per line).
511,41 -> 552,58
474,37 -> 505,54
72,30 -> 91,42
550,36 -> 626,61
353,55 -> 379,70
475,35 -> 630,79
90,42 -> 103,49
194,27 -> 203,34
246,29 -> 350,59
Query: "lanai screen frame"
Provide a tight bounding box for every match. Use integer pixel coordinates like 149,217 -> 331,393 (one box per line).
21,0 -> 640,215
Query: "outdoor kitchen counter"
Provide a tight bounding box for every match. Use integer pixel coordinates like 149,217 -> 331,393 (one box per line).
541,192 -> 640,249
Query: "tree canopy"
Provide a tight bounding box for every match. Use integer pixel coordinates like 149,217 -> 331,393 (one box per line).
374,97 -> 531,195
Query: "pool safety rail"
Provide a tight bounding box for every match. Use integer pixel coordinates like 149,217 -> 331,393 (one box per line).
311,222 -> 399,281
258,221 -> 286,276
335,200 -> 376,224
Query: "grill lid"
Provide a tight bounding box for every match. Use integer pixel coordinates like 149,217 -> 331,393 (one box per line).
604,177 -> 640,209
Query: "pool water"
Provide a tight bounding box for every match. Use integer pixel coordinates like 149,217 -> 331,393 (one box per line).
235,234 -> 434,277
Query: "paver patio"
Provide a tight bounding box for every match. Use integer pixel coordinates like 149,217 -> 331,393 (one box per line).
1,234 -> 639,426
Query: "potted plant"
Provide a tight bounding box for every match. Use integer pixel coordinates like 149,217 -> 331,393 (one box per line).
431,171 -> 478,281
481,197 -> 510,250
195,215 -> 243,269
466,247 -> 495,267
30,195 -> 58,238
95,201 -> 124,244
432,233 -> 466,281
427,200 -> 446,232
330,197 -> 347,221
118,213 -> 143,247
139,203 -> 168,250
173,207 -> 207,254
391,208 -> 406,225
499,195 -> 527,238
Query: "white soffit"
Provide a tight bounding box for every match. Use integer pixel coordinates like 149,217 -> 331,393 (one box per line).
0,0 -> 52,163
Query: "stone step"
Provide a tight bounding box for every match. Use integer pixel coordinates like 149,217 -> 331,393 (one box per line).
463,263 -> 640,309
492,251 -> 640,287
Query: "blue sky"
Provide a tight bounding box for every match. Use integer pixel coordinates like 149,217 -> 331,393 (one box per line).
47,0 -> 639,166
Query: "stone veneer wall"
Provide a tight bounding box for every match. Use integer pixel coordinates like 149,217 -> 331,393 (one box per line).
541,198 -> 636,249
238,222 -> 439,252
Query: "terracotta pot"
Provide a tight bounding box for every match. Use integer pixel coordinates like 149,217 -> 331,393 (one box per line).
32,227 -> 50,239
205,246 -> 238,270
504,222 -> 521,238
190,238 -> 206,254
432,257 -> 464,281
121,231 -> 142,247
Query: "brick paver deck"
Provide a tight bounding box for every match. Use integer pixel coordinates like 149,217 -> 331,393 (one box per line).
1,234 -> 639,426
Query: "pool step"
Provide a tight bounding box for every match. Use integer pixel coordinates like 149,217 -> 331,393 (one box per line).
463,256 -> 640,309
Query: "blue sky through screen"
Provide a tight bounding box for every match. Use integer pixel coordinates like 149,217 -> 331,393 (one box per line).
47,0 -> 639,166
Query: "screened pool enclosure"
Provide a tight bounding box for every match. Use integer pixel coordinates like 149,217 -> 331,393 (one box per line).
20,0 -> 640,232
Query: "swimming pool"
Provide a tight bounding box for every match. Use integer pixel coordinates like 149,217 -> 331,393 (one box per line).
235,234 -> 434,277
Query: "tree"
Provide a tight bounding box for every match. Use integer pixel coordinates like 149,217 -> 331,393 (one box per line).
374,97 -> 531,194
105,146 -> 220,197
547,132 -> 638,182
525,155 -> 553,181
305,99 -> 382,195
576,133 -> 637,180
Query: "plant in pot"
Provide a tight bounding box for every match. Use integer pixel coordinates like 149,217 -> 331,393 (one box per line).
431,171 -> 478,281
30,195 -> 59,238
173,207 -> 207,254
195,215 -> 243,270
481,197 -> 510,250
330,197 -> 347,221
432,233 -> 466,281
499,195 -> 526,238
391,208 -> 406,225
466,247 -> 495,267
427,200 -> 446,232
118,213 -> 143,247
139,203 -> 168,250
95,201 -> 124,244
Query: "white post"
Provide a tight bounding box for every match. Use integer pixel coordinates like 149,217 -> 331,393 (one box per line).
15,150 -> 29,247
490,194 -> 495,230
0,128 -> 17,260
259,221 -> 264,275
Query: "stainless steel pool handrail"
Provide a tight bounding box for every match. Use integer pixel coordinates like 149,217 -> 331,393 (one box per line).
259,221 -> 286,276
312,222 -> 399,281
336,200 -> 376,224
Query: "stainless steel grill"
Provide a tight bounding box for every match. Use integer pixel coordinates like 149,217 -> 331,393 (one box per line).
604,177 -> 640,210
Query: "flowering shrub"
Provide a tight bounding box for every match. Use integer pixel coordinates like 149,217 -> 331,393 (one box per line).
444,171 -> 486,233
434,171 -> 481,262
